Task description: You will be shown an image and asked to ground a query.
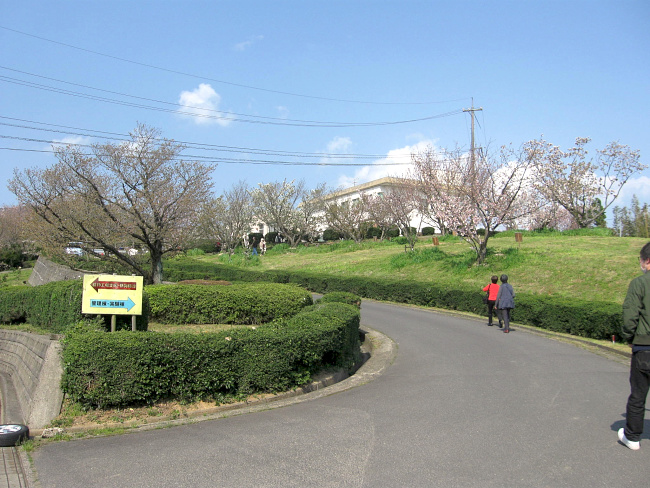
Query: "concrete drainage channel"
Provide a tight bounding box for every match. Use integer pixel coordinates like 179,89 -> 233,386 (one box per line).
0,446 -> 29,488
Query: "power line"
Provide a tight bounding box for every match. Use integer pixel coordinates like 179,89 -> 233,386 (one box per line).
0,144 -> 412,167
0,72 -> 463,127
0,116 -> 396,159
0,25 -> 470,107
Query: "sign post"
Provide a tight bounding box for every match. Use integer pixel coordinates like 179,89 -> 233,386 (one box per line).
82,274 -> 144,331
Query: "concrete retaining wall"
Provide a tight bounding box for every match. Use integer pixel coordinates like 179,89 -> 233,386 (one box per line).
28,256 -> 84,286
0,330 -> 63,429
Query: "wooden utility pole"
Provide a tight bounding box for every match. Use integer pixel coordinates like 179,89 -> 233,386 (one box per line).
463,100 -> 483,172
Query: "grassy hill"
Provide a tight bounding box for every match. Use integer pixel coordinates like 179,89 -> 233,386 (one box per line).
190,232 -> 648,305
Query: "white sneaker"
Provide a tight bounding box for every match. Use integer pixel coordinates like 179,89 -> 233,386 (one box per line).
618,428 -> 640,450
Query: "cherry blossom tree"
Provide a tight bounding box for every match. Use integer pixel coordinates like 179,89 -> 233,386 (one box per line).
378,179 -> 421,250
361,192 -> 395,240
295,183 -> 328,243
9,124 -> 215,284
518,202 -> 577,231
198,181 -> 255,254
525,137 -> 644,228
323,196 -> 368,244
0,205 -> 28,248
411,144 -> 539,263
251,179 -> 325,247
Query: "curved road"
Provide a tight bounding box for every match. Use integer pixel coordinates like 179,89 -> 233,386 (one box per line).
32,301 -> 649,487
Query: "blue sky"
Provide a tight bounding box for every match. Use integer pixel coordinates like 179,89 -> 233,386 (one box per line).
1,0 -> 649,217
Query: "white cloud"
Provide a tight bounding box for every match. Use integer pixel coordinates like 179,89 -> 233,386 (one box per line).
337,140 -> 434,189
327,136 -> 352,153
276,106 -> 289,119
178,83 -> 231,126
234,35 -> 264,52
49,136 -> 91,150
610,175 -> 650,209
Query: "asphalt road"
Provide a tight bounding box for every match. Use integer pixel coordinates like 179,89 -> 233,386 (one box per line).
31,300 -> 649,487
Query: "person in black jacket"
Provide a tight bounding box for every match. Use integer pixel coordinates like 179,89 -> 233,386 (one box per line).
618,242 -> 650,450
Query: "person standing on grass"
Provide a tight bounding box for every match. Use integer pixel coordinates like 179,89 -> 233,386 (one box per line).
251,237 -> 259,256
483,275 -> 501,327
495,274 -> 515,333
618,242 -> 650,450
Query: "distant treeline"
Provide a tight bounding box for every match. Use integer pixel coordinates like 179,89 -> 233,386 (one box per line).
612,195 -> 650,238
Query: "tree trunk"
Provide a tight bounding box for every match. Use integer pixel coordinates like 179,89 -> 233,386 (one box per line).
150,244 -> 164,285
477,236 -> 489,264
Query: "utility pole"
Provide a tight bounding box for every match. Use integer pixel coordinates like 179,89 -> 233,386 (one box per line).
463,100 -> 483,172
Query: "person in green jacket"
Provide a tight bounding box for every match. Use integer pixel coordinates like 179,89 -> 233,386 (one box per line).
618,242 -> 650,450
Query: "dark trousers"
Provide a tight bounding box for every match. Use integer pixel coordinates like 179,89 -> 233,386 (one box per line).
625,350 -> 650,441
487,300 -> 497,324
499,308 -> 512,331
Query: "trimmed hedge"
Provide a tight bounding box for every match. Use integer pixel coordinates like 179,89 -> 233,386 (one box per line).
0,281 -> 84,332
316,291 -> 361,308
164,258 -> 621,340
0,280 -> 149,333
146,283 -> 313,324
61,301 -> 361,408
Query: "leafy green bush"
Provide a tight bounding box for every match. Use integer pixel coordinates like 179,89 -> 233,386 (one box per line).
61,301 -> 360,408
265,231 -> 279,244
0,244 -> 32,268
316,291 -> 361,308
386,228 -> 401,239
185,239 -> 221,253
146,283 -> 313,324
365,226 -> 383,239
421,227 -> 436,236
0,280 -> 149,333
162,257 -> 621,340
323,228 -> 343,241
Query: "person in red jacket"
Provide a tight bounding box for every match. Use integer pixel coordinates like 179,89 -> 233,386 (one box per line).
483,275 -> 501,327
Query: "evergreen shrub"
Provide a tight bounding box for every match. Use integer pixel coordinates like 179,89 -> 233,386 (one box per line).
163,258 -> 621,340
265,232 -> 279,244
146,283 -> 313,324
0,280 -> 149,333
316,291 -> 361,308
323,228 -> 343,241
61,301 -> 360,408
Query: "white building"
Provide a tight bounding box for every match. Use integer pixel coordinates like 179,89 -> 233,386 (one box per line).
248,177 -> 434,242
319,176 -> 430,234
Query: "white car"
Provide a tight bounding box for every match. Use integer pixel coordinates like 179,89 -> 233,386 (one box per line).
65,242 -> 84,256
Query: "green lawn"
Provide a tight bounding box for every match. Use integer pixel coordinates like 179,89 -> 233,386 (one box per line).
193,233 -> 648,304
0,267 -> 32,287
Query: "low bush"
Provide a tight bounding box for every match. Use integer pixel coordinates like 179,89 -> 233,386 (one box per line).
185,239 -> 221,254
316,291 -> 361,308
146,283 -> 313,324
0,280 -> 148,333
365,227 -> 383,239
61,301 -> 361,408
323,228 -> 343,241
265,231 -> 279,244
162,258 -> 621,340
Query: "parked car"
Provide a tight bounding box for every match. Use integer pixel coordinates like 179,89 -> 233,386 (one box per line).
64,242 -> 84,256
